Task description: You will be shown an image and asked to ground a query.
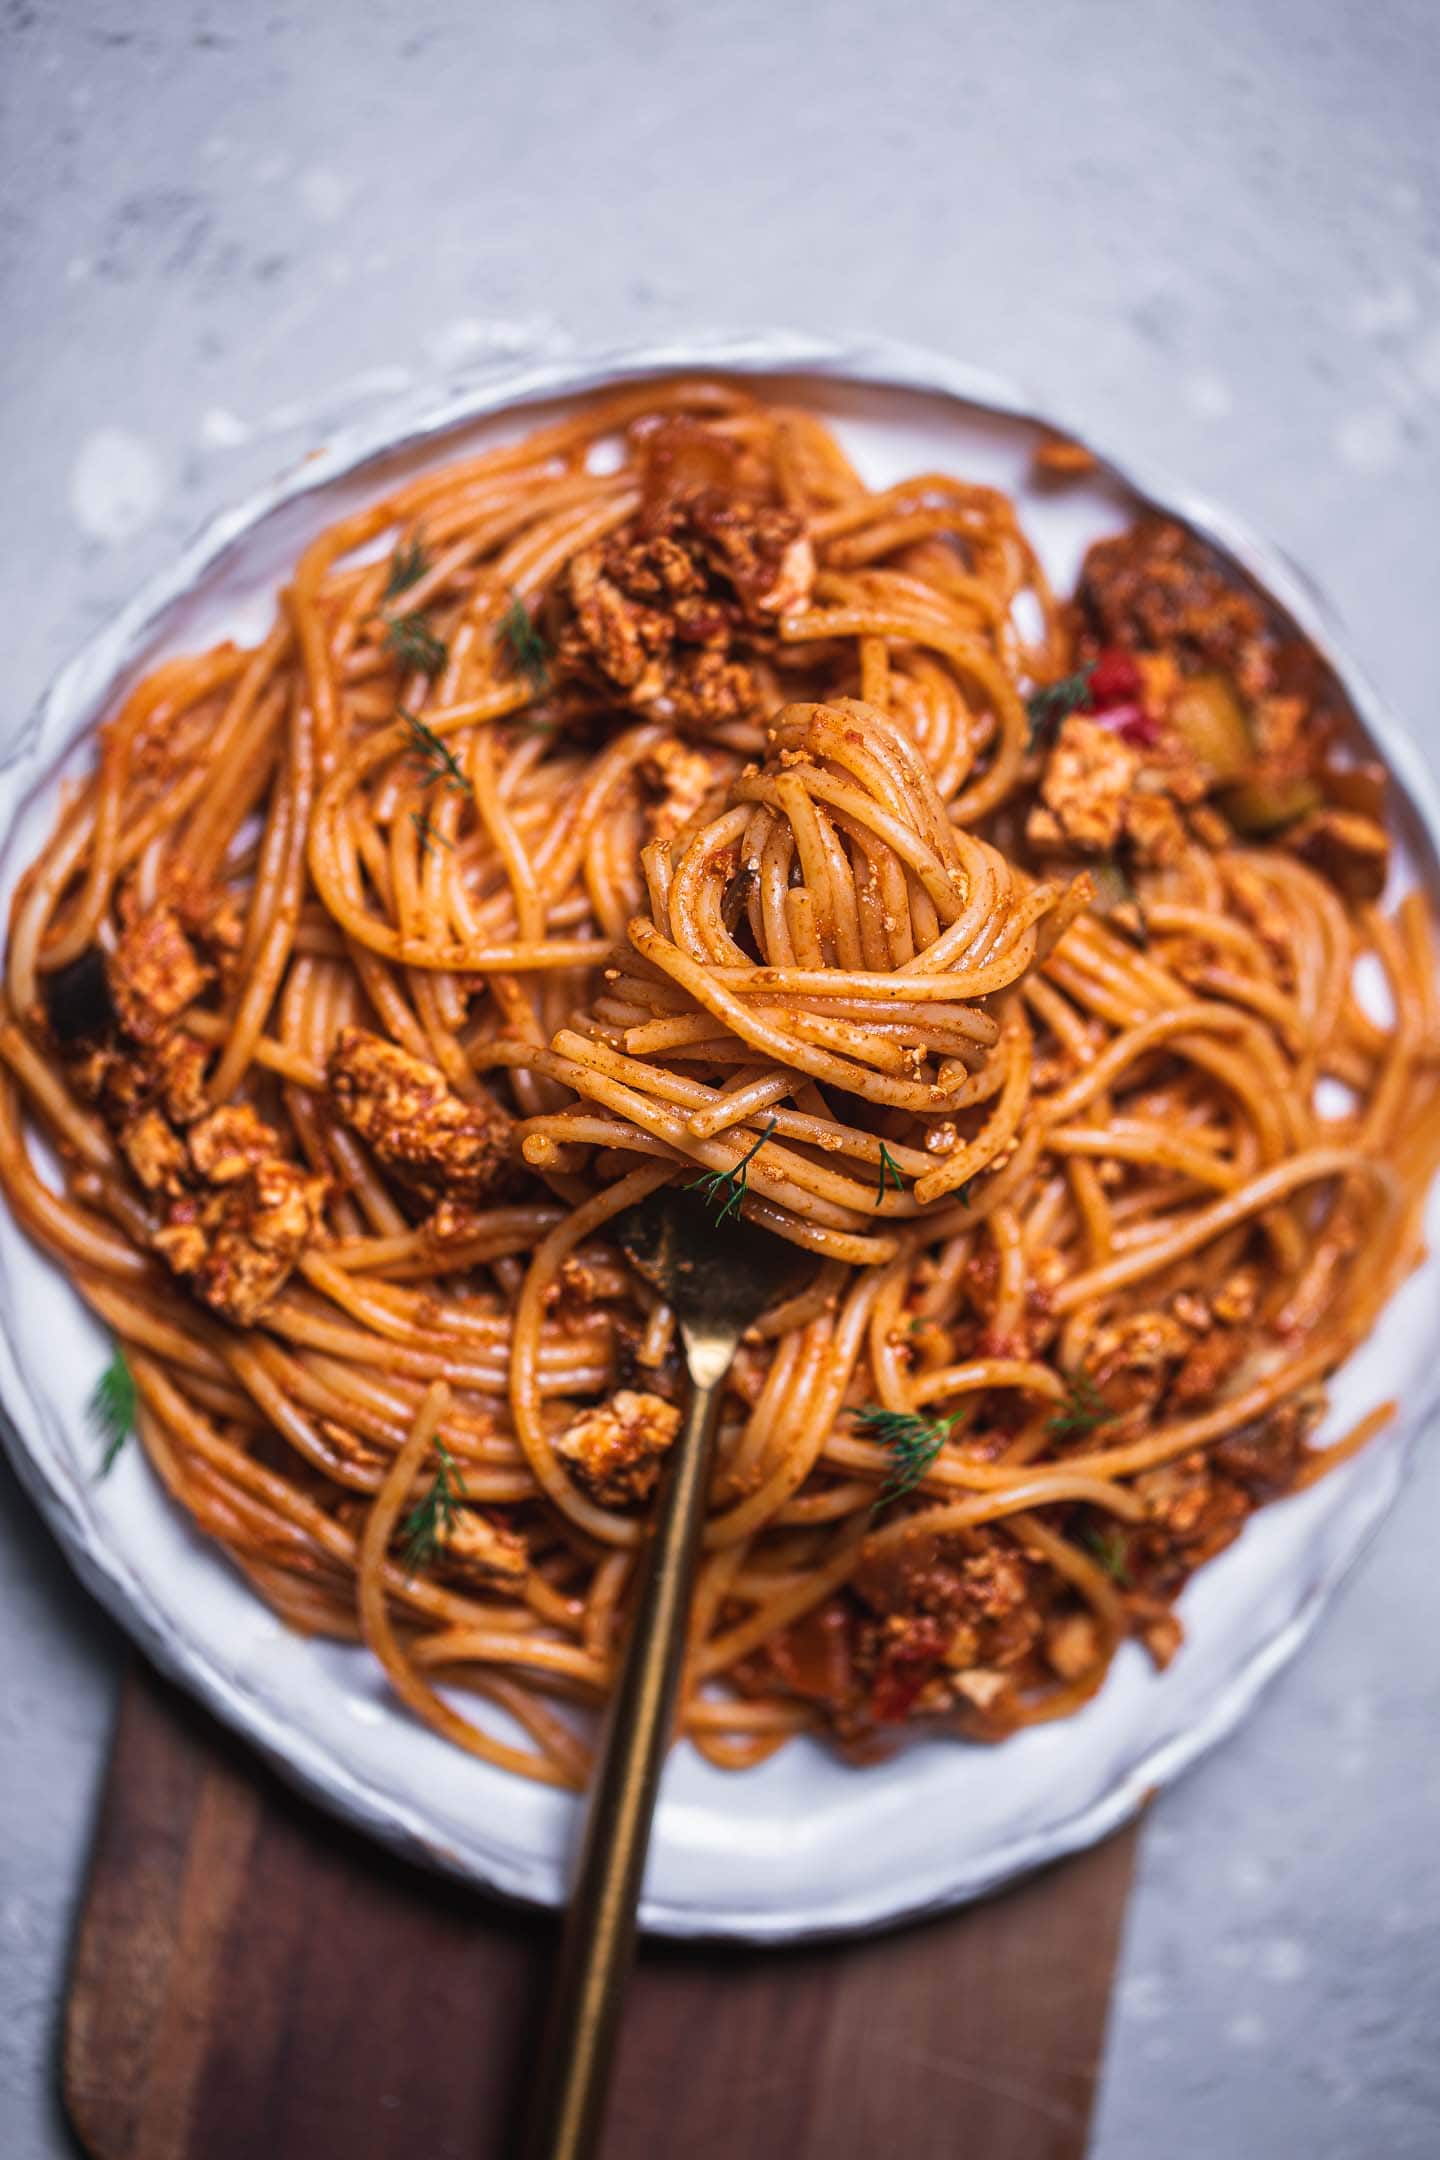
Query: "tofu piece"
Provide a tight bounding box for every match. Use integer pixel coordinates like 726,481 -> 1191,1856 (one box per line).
554,1389 -> 680,1506
1045,1612 -> 1100,1680
555,473 -> 814,731
1029,714 -> 1139,855
187,1103 -> 278,1183
108,906 -> 211,1040
154,1156 -> 328,1328
640,736 -> 721,842
118,1107 -> 190,1196
328,1027 -> 513,1205
434,1507 -> 529,1588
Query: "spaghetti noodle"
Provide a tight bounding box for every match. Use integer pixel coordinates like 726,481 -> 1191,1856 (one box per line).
3,378 -> 1437,1784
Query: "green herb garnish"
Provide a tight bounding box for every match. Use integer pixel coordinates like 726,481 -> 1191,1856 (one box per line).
400,1437 -> 467,1575
686,1117 -> 777,1226
410,809 -> 453,858
874,1141 -> 906,1208
856,1402 -> 959,1509
91,1345 -> 136,1477
498,588 -> 550,697
399,707 -> 472,796
1080,1523 -> 1132,1585
385,611 -> 449,678
1047,1369 -> 1111,1441
382,534 -> 431,606
1026,663 -> 1094,747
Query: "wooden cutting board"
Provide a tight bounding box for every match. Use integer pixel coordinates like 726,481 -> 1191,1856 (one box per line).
64,1657 -> 1139,2160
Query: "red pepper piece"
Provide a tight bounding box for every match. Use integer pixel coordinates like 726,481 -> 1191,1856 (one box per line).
870,1613 -> 950,1722
1101,703 -> 1160,748
1087,646 -> 1143,708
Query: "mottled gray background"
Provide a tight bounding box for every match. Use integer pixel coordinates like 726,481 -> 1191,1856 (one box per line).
2,2 -> 1439,2154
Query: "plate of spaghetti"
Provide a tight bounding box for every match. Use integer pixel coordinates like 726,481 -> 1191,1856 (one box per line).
3,335 -> 1439,1939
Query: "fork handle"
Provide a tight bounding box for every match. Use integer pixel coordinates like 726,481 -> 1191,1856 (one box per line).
523,1366 -> 726,2160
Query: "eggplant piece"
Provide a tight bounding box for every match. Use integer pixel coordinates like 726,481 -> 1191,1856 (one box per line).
43,947 -> 116,1045
1220,772 -> 1323,835
1318,757 -> 1386,821
1166,673 -> 1252,785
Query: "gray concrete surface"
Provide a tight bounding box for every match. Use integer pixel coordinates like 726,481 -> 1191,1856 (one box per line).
2,2 -> 1439,2153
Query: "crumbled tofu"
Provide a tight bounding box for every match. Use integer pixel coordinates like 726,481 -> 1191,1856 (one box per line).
1081,1309 -> 1193,1423
1045,1612 -> 1100,1680
555,1388 -> 680,1505
434,1507 -> 529,1587
961,1543 -> 1031,1622
1086,1310 -> 1191,1384
108,906 -> 211,1040
118,1107 -> 190,1196
640,736 -> 721,841
543,1253 -> 619,1336
187,1103 -> 277,1183
328,1027 -> 513,1204
1032,435 -> 1099,481
1212,1267 -> 1262,1326
692,495 -> 813,616
151,1030 -> 210,1124
1171,1291 -> 1212,1333
942,1622 -> 981,1670
951,1666 -> 1008,1711
154,1155 -> 328,1328
1168,1324 -> 1250,1406
1135,1450 -> 1248,1557
425,1198 -> 484,1247
567,543 -> 672,702
1079,516 -> 1272,699
556,469 -> 814,730
1124,789 -> 1189,866
59,912 -> 322,1326
1028,714 -> 1139,855
1129,1596 -> 1184,1671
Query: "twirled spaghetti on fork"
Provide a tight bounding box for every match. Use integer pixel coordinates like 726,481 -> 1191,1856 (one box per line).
2,378 -> 1435,1784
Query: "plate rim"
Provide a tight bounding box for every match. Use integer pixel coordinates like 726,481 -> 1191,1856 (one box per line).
3,328 -> 1439,1942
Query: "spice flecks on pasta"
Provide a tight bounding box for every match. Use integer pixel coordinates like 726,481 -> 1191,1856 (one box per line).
0,381 -> 1428,1784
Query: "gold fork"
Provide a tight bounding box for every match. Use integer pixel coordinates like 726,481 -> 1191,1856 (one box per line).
523,1184 -> 813,2160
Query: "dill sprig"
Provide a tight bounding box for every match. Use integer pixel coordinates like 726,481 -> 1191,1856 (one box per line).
498,588 -> 551,697
1047,1368 -> 1111,1440
400,1437 -> 467,1575
856,1402 -> 959,1509
1080,1523 -> 1132,1585
385,611 -> 449,678
399,706 -> 473,796
874,1141 -> 906,1208
382,533 -> 431,606
1026,662 -> 1094,747
90,1345 -> 136,1477
686,1117 -> 777,1225
410,809 -> 453,858
371,533 -> 446,676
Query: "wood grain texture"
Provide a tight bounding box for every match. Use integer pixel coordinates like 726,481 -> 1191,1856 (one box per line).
65,1659 -> 1139,2160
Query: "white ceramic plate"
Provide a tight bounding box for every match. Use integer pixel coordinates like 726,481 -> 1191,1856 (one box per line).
3,334 -> 1439,1942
